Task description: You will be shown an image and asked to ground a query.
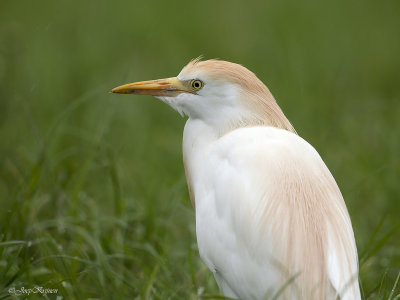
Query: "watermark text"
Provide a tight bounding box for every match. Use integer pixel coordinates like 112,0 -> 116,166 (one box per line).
8,286 -> 58,296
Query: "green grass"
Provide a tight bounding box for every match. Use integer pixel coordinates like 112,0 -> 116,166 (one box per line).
1,0 -> 399,299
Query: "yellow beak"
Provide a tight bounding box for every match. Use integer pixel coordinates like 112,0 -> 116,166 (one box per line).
111,77 -> 190,97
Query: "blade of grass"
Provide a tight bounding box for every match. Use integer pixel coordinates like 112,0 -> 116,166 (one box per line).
360,223 -> 400,265
144,262 -> 160,300
271,272 -> 301,300
389,271 -> 400,300
359,216 -> 385,263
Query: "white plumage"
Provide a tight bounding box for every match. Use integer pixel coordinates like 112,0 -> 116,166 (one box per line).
112,58 -> 361,299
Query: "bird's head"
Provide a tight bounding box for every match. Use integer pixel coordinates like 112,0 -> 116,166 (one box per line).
112,58 -> 295,134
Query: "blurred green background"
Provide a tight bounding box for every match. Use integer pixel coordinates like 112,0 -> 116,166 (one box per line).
1,0 -> 399,299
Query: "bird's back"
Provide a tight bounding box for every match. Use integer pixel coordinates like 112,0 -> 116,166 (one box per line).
184,124 -> 360,299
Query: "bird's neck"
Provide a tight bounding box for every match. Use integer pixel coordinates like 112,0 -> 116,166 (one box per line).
183,119 -> 218,155
182,119 -> 219,208
238,90 -> 296,134
189,100 -> 295,138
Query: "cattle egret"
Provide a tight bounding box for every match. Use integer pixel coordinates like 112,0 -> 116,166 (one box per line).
112,58 -> 361,299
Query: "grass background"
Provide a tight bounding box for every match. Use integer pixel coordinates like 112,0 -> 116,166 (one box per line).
0,0 -> 399,299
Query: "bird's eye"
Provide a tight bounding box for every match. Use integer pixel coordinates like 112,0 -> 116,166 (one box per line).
191,79 -> 204,90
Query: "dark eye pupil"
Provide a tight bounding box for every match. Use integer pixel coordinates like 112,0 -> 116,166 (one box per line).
192,80 -> 202,89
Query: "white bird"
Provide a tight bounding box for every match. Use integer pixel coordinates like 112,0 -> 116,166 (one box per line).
112,58 -> 361,299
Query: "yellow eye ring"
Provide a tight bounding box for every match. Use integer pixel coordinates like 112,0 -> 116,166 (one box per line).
191,79 -> 204,90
